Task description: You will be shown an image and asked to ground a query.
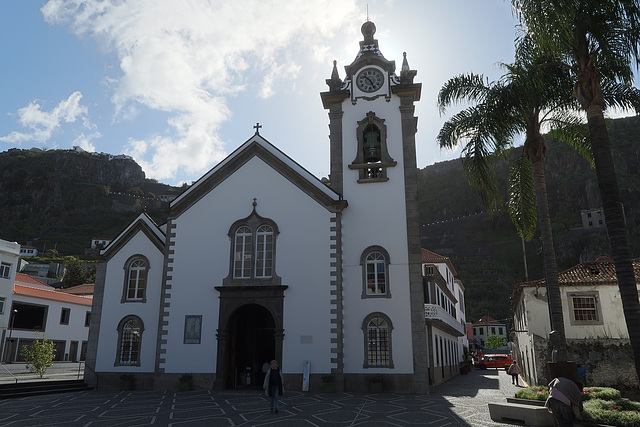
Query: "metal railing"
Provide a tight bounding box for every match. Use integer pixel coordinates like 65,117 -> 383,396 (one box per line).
0,362 -> 18,384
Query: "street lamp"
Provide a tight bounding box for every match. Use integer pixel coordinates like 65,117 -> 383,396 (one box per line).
6,308 -> 18,363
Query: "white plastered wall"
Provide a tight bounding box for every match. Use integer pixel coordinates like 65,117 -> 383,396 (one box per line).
161,157 -> 335,375
94,230 -> 164,372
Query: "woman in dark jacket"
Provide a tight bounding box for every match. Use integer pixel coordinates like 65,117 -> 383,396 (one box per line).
262,360 -> 284,413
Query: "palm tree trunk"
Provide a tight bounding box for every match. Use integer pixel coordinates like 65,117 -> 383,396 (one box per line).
585,102 -> 640,386
530,155 -> 567,352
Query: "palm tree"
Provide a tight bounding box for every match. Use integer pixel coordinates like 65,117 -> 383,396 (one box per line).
512,0 -> 640,386
437,45 -> 587,355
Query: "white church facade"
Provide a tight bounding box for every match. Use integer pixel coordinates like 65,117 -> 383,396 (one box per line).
86,21 -> 431,393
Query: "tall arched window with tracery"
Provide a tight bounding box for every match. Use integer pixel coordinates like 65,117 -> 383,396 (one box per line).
224,201 -> 281,287
360,246 -> 391,298
115,316 -> 143,366
234,226 -> 253,278
362,312 -> 394,368
122,255 -> 149,303
255,225 -> 274,278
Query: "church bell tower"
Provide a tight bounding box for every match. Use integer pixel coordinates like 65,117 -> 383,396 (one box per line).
320,21 -> 429,393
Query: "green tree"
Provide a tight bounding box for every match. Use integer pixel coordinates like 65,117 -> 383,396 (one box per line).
485,334 -> 506,349
513,0 -> 640,386
437,40 -> 588,354
19,333 -> 56,378
63,257 -> 87,288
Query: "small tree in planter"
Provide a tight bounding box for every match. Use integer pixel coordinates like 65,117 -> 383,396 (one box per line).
321,375 -> 336,393
370,375 -> 383,393
179,374 -> 193,391
120,374 -> 135,391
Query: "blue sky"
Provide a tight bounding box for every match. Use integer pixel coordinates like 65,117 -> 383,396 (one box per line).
1,1 -> 625,187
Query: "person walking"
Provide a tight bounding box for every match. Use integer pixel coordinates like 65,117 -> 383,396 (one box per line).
263,360 -> 284,414
507,361 -> 522,385
545,377 -> 584,427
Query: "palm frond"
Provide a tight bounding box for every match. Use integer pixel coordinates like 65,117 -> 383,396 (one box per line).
437,74 -> 490,114
507,155 -> 537,240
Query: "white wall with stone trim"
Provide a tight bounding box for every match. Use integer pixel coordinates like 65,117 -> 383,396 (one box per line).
94,229 -> 164,372
161,156 -> 336,374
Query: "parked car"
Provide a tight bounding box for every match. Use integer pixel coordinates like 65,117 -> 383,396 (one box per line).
476,354 -> 513,370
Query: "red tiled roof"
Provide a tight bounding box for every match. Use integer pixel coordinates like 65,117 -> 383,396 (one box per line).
421,248 -> 457,276
472,315 -> 504,325
15,273 -> 49,287
62,284 -> 95,295
13,284 -> 93,306
519,259 -> 640,287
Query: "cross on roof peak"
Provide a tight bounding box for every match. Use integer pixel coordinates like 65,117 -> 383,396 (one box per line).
253,123 -> 262,135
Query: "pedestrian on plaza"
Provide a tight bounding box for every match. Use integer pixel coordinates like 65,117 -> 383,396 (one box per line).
544,377 -> 584,427
507,361 -> 522,385
263,360 -> 284,414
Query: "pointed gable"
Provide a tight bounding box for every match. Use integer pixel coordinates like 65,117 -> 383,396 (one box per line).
170,134 -> 347,218
101,211 -> 165,260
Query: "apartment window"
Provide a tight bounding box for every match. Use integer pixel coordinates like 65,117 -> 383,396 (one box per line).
479,327 -> 484,336
85,311 -> 91,327
569,292 -> 603,325
60,308 -> 70,325
0,297 -> 5,315
491,327 -> 496,335
0,262 -> 10,279
115,316 -> 143,366
361,246 -> 391,298
122,255 -> 149,303
363,312 -> 394,368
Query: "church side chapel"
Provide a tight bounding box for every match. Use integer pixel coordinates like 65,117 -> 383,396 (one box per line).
85,20 -> 429,393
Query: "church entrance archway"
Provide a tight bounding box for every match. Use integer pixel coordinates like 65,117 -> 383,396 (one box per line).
214,284 -> 287,390
225,304 -> 275,389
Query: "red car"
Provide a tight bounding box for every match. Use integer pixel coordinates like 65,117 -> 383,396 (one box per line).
476,354 -> 513,370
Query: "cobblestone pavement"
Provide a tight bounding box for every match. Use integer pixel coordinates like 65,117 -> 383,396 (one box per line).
0,367 -> 526,426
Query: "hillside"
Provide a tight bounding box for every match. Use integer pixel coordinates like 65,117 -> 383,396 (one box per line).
0,148 -> 182,255
1,115 -> 639,323
420,115 -> 640,322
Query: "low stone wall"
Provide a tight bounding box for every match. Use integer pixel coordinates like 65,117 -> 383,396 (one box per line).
529,338 -> 638,389
568,338 -> 638,389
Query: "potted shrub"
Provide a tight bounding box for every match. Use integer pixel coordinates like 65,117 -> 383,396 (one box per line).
370,374 -> 383,393
179,374 -> 193,391
321,375 -> 336,393
119,374 -> 135,391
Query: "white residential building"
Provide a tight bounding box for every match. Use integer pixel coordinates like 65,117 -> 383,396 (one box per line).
421,249 -> 467,386
2,273 -> 92,363
0,239 -> 21,361
511,257 -> 640,388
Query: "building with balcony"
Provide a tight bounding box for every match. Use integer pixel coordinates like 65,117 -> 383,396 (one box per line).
0,239 -> 21,361
422,249 -> 467,386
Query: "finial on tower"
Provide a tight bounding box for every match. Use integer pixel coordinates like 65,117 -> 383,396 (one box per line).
361,21 -> 376,43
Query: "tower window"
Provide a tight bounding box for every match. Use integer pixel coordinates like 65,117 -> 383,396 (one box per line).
360,246 -> 391,298
362,312 -> 394,368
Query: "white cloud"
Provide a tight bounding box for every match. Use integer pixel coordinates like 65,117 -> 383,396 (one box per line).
0,91 -> 89,145
40,0 -> 360,180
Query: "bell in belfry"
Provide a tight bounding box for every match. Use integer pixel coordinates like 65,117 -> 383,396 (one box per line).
364,129 -> 380,162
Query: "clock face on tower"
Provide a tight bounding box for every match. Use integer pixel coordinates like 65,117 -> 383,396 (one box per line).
356,68 -> 384,92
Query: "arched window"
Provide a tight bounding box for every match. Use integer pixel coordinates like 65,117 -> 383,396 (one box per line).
224,202 -> 281,287
122,256 -> 149,303
255,225 -> 274,278
360,246 -> 391,298
349,112 -> 396,182
115,316 -> 143,366
362,312 -> 394,368
234,226 -> 252,278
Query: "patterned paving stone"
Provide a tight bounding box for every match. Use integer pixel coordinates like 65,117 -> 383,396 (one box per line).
0,368 -> 531,426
